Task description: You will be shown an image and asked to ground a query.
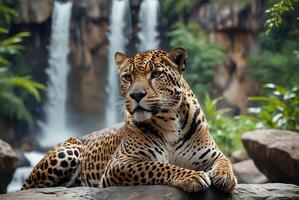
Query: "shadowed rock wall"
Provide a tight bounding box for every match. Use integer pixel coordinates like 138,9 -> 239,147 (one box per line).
193,1 -> 262,113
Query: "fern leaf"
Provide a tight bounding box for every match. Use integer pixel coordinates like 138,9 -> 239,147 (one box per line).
0,76 -> 46,101
0,91 -> 33,128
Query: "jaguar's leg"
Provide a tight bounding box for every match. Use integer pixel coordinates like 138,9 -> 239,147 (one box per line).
207,158 -> 237,192
21,137 -> 82,190
101,160 -> 211,193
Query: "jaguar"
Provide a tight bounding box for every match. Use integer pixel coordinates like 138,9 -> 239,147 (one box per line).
22,48 -> 237,193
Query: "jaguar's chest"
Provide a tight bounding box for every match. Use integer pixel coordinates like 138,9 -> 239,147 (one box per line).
161,138 -> 211,170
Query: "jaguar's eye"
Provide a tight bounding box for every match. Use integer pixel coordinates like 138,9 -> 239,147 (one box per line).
122,74 -> 132,82
151,70 -> 162,79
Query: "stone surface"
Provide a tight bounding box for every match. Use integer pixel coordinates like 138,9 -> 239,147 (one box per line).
192,1 -> 262,113
68,0 -> 112,132
195,1 -> 261,31
16,153 -> 30,168
1,184 -> 299,200
230,150 -> 249,163
15,0 -> 54,24
242,129 -> 299,185
0,140 -> 18,194
233,159 -> 268,184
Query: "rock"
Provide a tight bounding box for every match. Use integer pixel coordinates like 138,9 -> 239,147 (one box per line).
18,137 -> 42,152
0,120 -> 17,146
16,153 -> 30,168
195,1 -> 261,31
242,129 -> 299,185
1,184 -> 299,200
233,159 -> 268,184
0,140 -> 18,194
222,76 -> 259,113
77,0 -> 100,19
192,1 -> 262,113
230,150 -> 248,163
67,0 -> 113,133
15,0 -> 54,24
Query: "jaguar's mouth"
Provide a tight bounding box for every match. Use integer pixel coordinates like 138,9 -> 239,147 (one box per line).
131,106 -> 153,121
132,106 -> 152,114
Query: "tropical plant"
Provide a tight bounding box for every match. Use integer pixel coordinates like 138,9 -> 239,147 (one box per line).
264,0 -> 299,34
0,1 -> 17,24
248,83 -> 299,132
202,94 -> 256,155
203,83 -> 299,155
161,0 -> 197,19
0,2 -> 45,128
249,0 -> 299,87
0,70 -> 45,128
168,22 -> 225,97
249,47 -> 299,87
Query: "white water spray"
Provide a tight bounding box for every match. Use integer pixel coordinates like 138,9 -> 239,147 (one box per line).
40,1 -> 73,146
106,0 -> 131,127
7,151 -> 44,192
138,0 -> 161,51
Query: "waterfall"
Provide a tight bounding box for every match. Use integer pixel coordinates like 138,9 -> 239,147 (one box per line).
138,0 -> 161,51
39,1 -> 73,146
106,0 -> 131,127
7,151 -> 44,192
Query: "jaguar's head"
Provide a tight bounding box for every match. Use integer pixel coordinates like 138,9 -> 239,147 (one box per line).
115,48 -> 188,122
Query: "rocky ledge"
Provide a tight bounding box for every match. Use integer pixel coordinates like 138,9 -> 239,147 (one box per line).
0,139 -> 18,194
242,129 -> 299,184
1,184 -> 299,200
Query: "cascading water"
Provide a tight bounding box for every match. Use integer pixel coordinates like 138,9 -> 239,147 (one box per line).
7,151 -> 44,192
106,0 -> 131,127
138,0 -> 161,51
39,1 -> 73,146
7,1 -> 73,192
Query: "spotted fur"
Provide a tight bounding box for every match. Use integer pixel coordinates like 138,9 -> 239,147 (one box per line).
22,48 -> 237,193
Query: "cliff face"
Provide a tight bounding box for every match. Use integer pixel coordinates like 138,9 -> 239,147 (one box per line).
11,0 -> 261,136
68,0 -> 111,132
194,1 -> 261,113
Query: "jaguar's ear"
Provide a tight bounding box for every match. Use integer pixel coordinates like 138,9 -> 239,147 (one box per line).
167,47 -> 187,74
114,52 -> 129,69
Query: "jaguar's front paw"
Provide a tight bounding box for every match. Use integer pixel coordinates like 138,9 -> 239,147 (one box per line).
171,171 -> 211,193
208,169 -> 237,192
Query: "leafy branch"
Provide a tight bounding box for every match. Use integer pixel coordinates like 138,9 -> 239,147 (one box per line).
248,83 -> 299,131
265,0 -> 299,34
0,1 -> 46,128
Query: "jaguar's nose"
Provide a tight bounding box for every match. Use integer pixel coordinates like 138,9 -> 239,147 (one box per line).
130,92 -> 147,103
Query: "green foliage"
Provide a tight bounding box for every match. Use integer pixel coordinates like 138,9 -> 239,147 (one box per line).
0,70 -> 45,128
0,31 -> 30,65
202,94 -> 256,155
248,83 -> 299,132
249,48 -> 299,87
264,0 -> 298,34
249,1 -> 299,86
0,2 -> 17,24
203,83 -> 299,155
168,22 -> 225,97
0,75 -> 45,102
161,0 -> 197,19
0,1 -> 46,128
209,0 -> 252,5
